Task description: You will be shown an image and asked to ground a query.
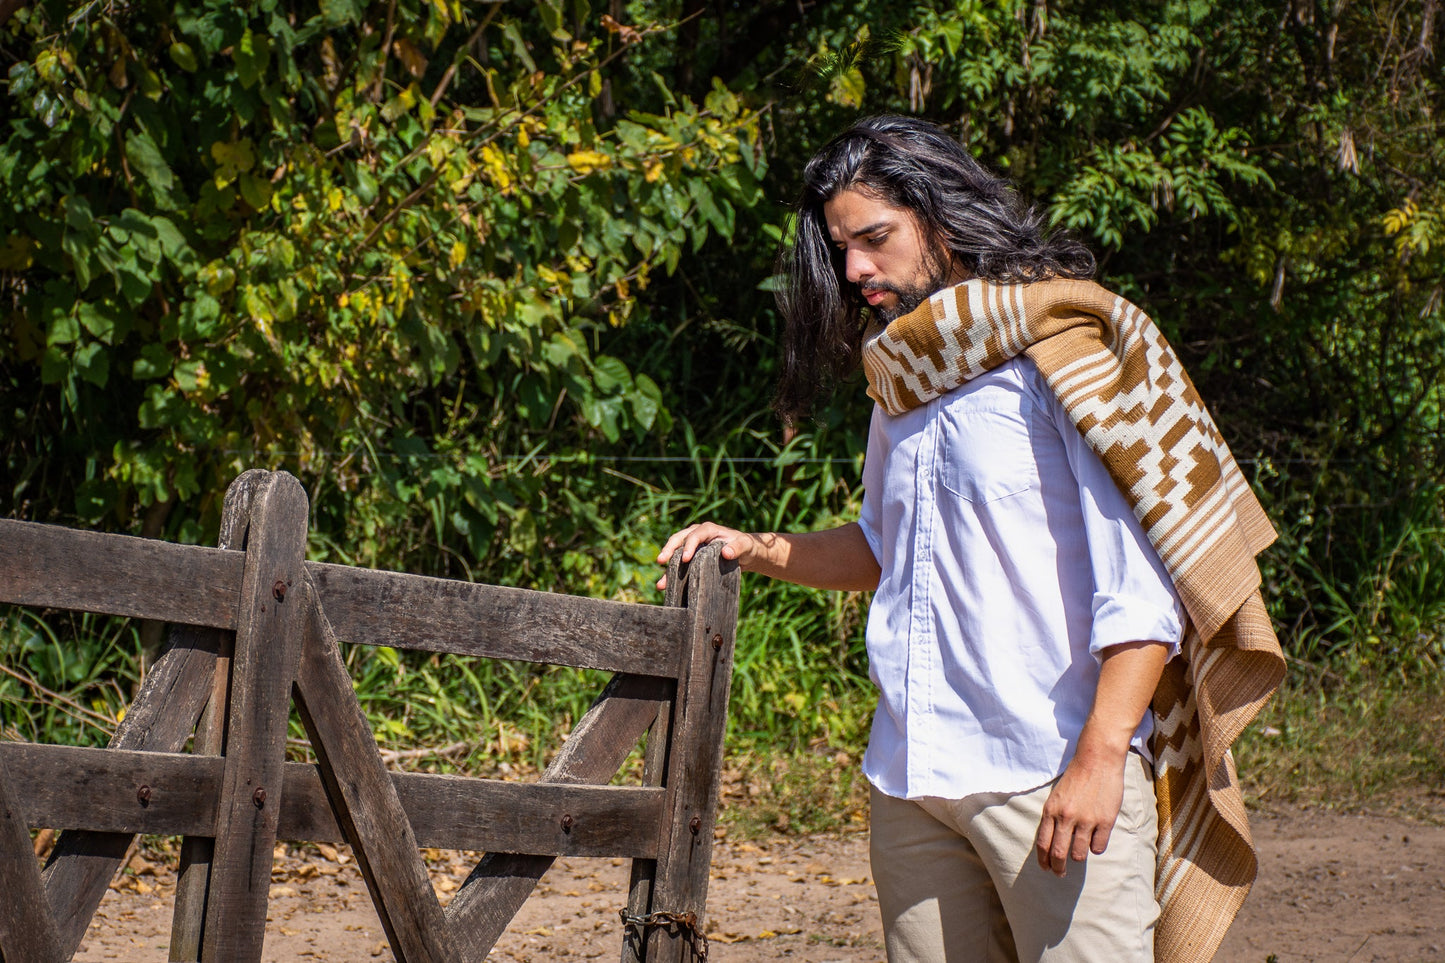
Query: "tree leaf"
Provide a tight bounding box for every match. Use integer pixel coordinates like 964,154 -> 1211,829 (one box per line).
238,172 -> 274,210
210,138 -> 255,186
536,0 -> 567,40
393,38 -> 428,78
566,150 -> 611,175
117,263 -> 152,307
169,41 -> 199,72
235,29 -> 271,89
828,66 -> 865,108
73,341 -> 110,388
591,354 -> 632,393
124,129 -> 176,198
47,310 -> 80,346
77,302 -> 115,343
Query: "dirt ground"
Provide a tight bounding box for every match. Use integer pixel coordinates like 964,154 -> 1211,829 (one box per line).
75,801 -> 1445,962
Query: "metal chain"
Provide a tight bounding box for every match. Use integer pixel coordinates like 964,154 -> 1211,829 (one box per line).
619,908 -> 710,961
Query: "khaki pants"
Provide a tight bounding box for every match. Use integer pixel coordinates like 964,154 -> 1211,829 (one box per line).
869,753 -> 1158,963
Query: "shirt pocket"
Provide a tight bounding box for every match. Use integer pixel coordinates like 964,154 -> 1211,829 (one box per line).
937,395 -> 1040,504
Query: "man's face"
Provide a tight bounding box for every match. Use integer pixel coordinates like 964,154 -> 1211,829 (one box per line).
823,187 -> 956,323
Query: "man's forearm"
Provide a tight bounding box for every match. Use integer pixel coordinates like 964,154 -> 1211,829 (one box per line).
1035,640 -> 1170,875
657,520 -> 880,593
1074,641 -> 1170,766
739,523 -> 881,592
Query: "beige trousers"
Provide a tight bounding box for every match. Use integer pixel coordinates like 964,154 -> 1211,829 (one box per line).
869,753 -> 1159,963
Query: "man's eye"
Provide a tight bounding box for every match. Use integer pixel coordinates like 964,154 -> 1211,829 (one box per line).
867,234 -> 888,246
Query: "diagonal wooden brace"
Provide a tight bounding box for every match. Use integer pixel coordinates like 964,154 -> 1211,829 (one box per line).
0,753 -> 64,963
292,576 -> 458,963
443,672 -> 671,962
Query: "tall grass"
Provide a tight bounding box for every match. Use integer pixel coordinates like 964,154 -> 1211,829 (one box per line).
0,420 -> 875,776
1262,478 -> 1445,679
0,607 -> 140,745
1236,665 -> 1445,817
6,426 -> 1443,831
603,418 -> 875,757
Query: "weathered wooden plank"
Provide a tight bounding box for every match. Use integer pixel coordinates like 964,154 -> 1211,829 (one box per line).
643,542 -> 740,963
0,742 -> 663,860
202,472 -> 310,963
621,550 -> 686,963
294,586 -> 457,963
278,766 -> 664,858
0,518 -> 243,629
42,624 -> 240,955
169,648 -> 232,962
0,753 -> 65,963
307,561 -> 686,676
0,743 -> 221,838
39,627 -> 231,956
444,673 -> 671,962
170,468 -> 262,963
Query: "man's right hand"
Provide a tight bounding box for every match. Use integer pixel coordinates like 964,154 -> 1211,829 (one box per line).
654,521 -> 881,594
655,523 -> 757,591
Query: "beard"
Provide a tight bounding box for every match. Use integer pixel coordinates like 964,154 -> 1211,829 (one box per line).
872,281 -> 934,323
867,258 -> 955,323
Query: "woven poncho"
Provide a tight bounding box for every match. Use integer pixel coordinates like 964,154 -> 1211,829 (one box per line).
859,277 -> 1284,963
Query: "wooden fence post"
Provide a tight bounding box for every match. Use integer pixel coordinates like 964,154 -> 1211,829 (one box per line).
620,550 -> 685,963
170,469 -> 268,961
199,472 -> 309,963
635,542 -> 741,963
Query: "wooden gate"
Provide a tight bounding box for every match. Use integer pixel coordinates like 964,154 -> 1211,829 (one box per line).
0,469 -> 740,963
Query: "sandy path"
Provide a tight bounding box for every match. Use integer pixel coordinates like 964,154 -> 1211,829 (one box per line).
76,803 -> 1445,962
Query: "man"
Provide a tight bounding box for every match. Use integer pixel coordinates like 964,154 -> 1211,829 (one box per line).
658,116 -> 1282,963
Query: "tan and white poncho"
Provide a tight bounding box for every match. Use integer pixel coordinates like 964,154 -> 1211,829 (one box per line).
859,277 -> 1285,963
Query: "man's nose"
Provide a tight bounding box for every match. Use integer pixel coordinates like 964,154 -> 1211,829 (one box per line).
845,249 -> 873,284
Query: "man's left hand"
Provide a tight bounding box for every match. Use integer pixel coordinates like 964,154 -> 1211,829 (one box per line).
1033,753 -> 1126,877
1035,640 -> 1169,877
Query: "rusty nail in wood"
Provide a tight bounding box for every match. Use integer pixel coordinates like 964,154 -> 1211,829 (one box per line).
561,814 -> 574,833
253,787 -> 267,808
689,816 -> 701,835
137,785 -> 151,806
711,633 -> 723,649
273,580 -> 287,602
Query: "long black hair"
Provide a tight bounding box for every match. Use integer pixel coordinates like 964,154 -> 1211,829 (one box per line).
773,115 -> 1096,424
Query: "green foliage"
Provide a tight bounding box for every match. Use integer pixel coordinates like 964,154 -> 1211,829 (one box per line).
3,0 -> 1443,779
0,608 -> 140,745
612,418 -> 874,752
1,0 -> 765,585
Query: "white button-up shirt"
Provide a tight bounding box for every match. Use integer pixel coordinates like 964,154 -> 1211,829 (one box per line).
857,356 -> 1185,800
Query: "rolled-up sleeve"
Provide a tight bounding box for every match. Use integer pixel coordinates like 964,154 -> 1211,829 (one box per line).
1051,395 -> 1185,661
